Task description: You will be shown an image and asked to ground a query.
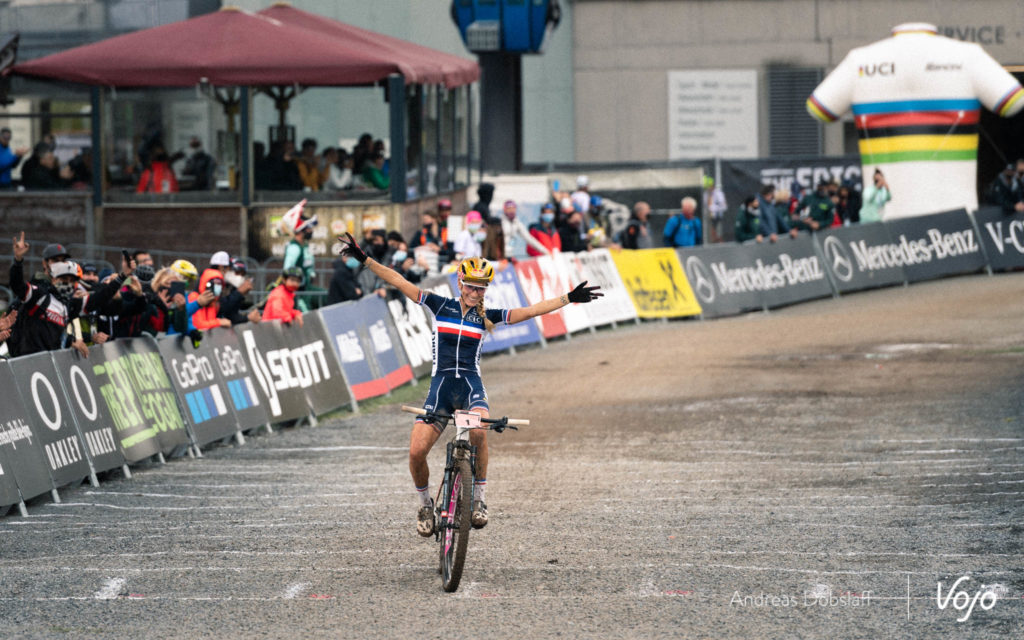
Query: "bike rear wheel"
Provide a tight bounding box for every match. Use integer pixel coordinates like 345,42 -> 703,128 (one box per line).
439,457 -> 473,592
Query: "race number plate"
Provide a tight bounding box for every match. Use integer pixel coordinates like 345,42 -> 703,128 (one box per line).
454,410 -> 481,430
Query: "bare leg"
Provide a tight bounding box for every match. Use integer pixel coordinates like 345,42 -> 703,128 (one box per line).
469,408 -> 489,483
409,421 -> 442,488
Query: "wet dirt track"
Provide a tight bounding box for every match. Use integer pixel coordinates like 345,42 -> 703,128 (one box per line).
1,273 -> 1023,639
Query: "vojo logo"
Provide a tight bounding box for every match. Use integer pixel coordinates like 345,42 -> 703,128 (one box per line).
822,236 -> 854,283
684,256 -> 716,304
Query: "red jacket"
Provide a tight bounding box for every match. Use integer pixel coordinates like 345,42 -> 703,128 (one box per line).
136,161 -> 179,193
262,284 -> 302,324
187,268 -> 222,331
528,224 -> 561,257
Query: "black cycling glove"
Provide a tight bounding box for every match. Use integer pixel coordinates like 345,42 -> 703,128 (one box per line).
337,232 -> 368,263
567,281 -> 603,303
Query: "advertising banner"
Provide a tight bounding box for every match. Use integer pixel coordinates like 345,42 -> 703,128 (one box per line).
513,257 -> 569,339
573,249 -> 639,326
356,296 -> 414,392
815,224 -> 907,294
157,334 -> 239,446
201,327 -> 270,433
235,321 -> 314,422
319,301 -> 388,401
0,435 -> 22,508
677,244 -> 765,318
280,312 -> 352,415
0,361 -> 54,501
50,349 -> 125,473
8,353 -> 92,488
545,253 -> 593,333
882,209 -> 986,283
117,337 -> 191,455
746,234 -> 833,309
386,295 -> 434,380
87,341 -> 163,463
447,261 -> 542,353
609,248 -> 703,318
973,205 -> 1024,271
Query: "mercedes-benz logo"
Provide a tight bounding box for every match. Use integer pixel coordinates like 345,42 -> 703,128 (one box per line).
684,255 -> 716,304
822,236 -> 853,283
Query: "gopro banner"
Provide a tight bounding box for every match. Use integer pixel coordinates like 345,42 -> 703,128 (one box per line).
513,257 -> 569,339
200,327 -> 270,432
745,234 -> 833,309
0,361 -> 55,501
355,295 -> 414,392
87,342 -> 162,463
677,244 -> 765,318
236,322 -> 313,422
117,337 -> 191,456
386,294 -> 434,380
882,209 -> 985,283
8,353 -> 92,488
610,248 -> 703,318
157,334 -> 239,446
50,349 -> 125,474
448,262 -> 542,353
319,301 -> 388,401
572,249 -> 639,326
973,206 -> 1024,271
280,313 -> 352,415
816,224 -> 908,294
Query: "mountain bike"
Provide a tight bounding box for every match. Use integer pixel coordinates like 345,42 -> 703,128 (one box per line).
401,405 -> 529,592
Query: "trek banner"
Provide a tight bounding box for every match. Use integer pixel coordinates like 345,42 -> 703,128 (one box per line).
609,248 -> 703,318
50,349 -> 125,474
0,360 -> 54,502
8,352 -> 92,488
157,334 -> 240,446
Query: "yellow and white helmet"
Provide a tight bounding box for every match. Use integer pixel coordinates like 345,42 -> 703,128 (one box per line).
457,257 -> 494,287
170,259 -> 198,283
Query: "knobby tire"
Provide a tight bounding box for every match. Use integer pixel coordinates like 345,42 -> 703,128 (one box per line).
440,457 -> 473,592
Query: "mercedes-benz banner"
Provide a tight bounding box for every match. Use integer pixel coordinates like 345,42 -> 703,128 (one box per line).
882,209 -> 985,283
677,244 -> 765,318
732,234 -> 832,309
815,223 -> 907,294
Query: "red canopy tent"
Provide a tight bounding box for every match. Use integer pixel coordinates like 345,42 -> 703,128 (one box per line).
11,6 -> 459,88
258,2 -> 479,89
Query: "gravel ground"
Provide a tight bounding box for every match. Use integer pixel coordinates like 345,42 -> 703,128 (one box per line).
1,273 -> 1023,639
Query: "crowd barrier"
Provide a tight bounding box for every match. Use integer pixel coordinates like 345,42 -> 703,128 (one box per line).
1,205 -> 1022,516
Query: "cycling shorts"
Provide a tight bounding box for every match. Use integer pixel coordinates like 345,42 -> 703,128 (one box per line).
418,372 -> 489,433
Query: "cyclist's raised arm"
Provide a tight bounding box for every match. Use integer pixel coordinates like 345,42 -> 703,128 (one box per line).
337,233 -> 421,302
507,281 -> 603,325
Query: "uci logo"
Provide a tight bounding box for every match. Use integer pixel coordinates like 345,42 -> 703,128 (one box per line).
822,236 -> 854,283
859,62 -> 895,77
684,256 -> 716,304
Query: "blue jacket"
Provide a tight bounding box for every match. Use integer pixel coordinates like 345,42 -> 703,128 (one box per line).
0,143 -> 23,186
663,214 -> 702,248
756,194 -> 791,236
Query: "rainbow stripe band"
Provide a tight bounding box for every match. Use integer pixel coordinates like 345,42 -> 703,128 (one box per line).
851,98 -> 981,115
860,149 -> 977,164
996,86 -> 1024,116
806,95 -> 838,122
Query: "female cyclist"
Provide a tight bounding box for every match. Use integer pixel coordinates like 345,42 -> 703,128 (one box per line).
337,233 -> 602,535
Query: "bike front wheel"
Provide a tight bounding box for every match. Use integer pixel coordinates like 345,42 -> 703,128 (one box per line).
439,457 -> 473,592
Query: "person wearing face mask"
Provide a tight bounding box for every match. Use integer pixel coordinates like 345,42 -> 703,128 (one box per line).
262,267 -> 305,326
499,200 -> 550,258
527,203 -> 562,256
734,196 -> 766,244
454,210 -> 486,259
218,258 -> 259,325
281,199 -> 322,311
188,267 -> 231,331
327,252 -> 364,304
8,231 -> 130,357
558,208 -> 591,253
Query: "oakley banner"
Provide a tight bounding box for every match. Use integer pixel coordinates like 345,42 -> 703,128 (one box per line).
157,334 -> 239,447
447,262 -> 542,353
386,294 -> 434,380
513,257 -> 569,339
201,327 -> 270,432
8,352 -> 92,488
973,205 -> 1024,271
0,360 -> 54,501
319,301 -> 388,401
815,224 -> 907,294
745,234 -> 833,309
88,341 -> 163,463
355,295 -> 413,393
882,209 -> 985,283
50,349 -> 125,473
235,321 -> 313,422
573,249 -> 639,326
118,337 -> 191,456
282,312 -> 352,415
677,244 -> 764,318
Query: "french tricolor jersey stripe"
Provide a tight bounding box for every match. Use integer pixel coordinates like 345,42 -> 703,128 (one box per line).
418,291 -> 508,377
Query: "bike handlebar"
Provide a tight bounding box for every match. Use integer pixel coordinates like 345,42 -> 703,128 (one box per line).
401,405 -> 530,426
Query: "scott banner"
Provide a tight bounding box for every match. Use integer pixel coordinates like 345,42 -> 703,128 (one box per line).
678,244 -> 765,318
610,248 -> 703,318
50,349 -> 125,474
447,262 -> 542,353
816,223 -> 907,294
8,352 -> 92,488
157,334 -> 240,446
235,321 -> 315,422
0,360 -> 54,502
973,205 -> 1024,272
882,209 -> 985,283
281,312 -> 352,416
354,295 -> 414,392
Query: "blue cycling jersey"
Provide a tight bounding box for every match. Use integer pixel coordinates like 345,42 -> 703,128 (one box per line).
419,291 -> 508,377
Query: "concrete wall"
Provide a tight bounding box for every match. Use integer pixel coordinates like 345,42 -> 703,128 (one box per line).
572,0 -> 1024,162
